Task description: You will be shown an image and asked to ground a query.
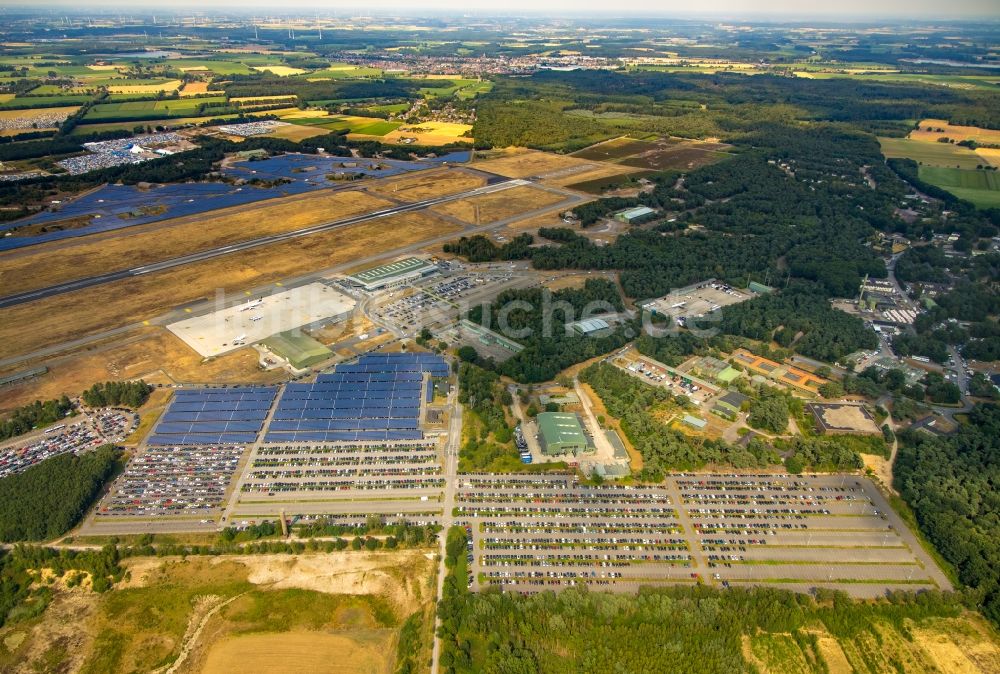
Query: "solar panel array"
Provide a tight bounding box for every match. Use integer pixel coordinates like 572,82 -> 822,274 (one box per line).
264,353 -> 448,443
149,387 -> 278,445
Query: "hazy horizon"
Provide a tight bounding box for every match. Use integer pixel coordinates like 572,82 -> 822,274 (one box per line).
9,1 -> 1000,21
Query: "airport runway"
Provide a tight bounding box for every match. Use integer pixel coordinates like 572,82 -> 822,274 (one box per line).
0,178 -> 525,310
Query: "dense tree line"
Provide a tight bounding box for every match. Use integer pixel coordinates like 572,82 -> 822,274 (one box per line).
438,538 -> 967,674
0,445 -> 121,542
0,395 -> 73,441
442,233 -> 534,262
81,380 -> 152,408
457,362 -> 511,438
894,404 -> 1000,625
718,284 -> 877,363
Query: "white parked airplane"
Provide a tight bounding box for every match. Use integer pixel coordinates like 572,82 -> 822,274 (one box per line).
239,299 -> 263,312
249,315 -> 263,322
233,333 -> 247,345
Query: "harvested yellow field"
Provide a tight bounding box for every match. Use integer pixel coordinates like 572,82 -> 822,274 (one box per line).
432,184 -> 566,224
86,64 -> 120,71
0,212 -> 459,359
179,81 -> 224,97
378,121 -> 473,145
0,327 -> 282,414
251,65 -> 307,76
366,168 -> 485,202
0,93 -> 14,103
268,124 -> 332,141
201,632 -> 394,674
0,127 -> 57,136
976,147 -> 1000,167
0,105 -> 79,121
909,118 -> 1000,145
107,79 -> 182,94
0,189 -> 393,296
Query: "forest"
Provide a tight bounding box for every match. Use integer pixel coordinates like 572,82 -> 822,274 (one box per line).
0,395 -> 73,442
894,403 -> 1000,625
0,445 -> 121,542
80,380 -> 152,408
472,69 -> 1000,151
438,521 -> 970,674
718,284 -> 878,363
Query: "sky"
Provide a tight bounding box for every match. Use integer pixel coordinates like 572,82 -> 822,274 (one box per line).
15,0 -> 1000,20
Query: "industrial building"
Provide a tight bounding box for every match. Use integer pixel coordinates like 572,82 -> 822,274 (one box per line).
346,257 -> 438,292
713,390 -> 749,420
614,205 -> 657,224
262,330 -> 332,372
570,317 -> 611,336
537,412 -> 589,456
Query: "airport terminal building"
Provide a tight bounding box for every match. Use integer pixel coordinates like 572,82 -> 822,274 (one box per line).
345,257 -> 439,292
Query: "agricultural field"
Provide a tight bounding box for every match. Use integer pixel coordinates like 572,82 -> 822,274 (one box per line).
0,94 -> 93,109
82,96 -> 227,121
179,81 -> 224,97
251,65 -> 307,76
0,189 -> 396,297
908,119 -> 1000,145
378,121 -> 473,145
288,114 -> 403,136
0,552 -> 435,674
0,211 -> 460,359
919,166 -> 1000,208
0,104 -> 79,129
878,137 -> 984,169
305,65 -> 385,80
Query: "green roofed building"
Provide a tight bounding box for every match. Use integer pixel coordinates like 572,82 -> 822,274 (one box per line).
263,330 -> 332,371
346,257 -> 438,292
537,412 -> 588,456
615,206 -> 657,224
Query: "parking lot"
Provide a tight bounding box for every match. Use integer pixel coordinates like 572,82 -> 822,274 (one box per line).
95,444 -> 245,518
640,280 -> 756,327
224,441 -> 446,521
371,270 -> 534,338
0,409 -> 135,479
456,473 -> 949,596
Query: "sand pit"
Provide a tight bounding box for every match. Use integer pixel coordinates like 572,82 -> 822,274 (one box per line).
218,550 -> 434,616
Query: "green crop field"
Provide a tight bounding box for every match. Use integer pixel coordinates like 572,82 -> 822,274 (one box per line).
878,137 -> 984,169
0,94 -> 94,108
83,96 -> 228,120
305,66 -> 384,79
165,58 -> 254,75
288,115 -> 401,136
919,166 -> 1000,208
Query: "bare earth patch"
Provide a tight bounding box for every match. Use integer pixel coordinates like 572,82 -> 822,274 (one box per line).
199,630 -> 395,674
